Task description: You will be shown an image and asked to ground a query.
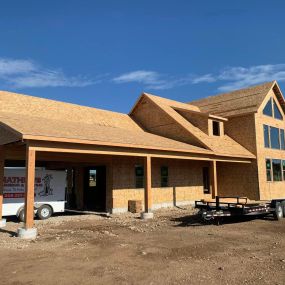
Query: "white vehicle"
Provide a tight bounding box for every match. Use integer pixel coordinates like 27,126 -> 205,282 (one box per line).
2,167 -> 66,221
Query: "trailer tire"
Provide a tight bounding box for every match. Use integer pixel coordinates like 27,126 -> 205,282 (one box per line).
37,205 -> 52,220
281,201 -> 285,218
18,208 -> 25,222
273,202 -> 283,221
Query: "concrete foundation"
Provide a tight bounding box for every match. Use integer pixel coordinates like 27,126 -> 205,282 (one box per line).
0,219 -> 6,228
141,212 -> 154,220
17,227 -> 37,240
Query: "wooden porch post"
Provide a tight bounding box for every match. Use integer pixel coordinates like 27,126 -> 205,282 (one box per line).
24,146 -> 36,229
210,160 -> 218,199
144,156 -> 152,213
0,146 -> 4,221
74,167 -> 84,210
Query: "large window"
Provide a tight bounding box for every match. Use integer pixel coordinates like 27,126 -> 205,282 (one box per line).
273,100 -> 283,120
135,165 -> 144,188
266,158 -> 285,182
281,130 -> 285,150
264,124 -> 285,150
203,167 -> 210,194
264,125 -> 270,148
266,159 -> 272,181
270,127 -> 280,149
272,159 -> 282,181
160,166 -> 168,187
263,98 -> 283,120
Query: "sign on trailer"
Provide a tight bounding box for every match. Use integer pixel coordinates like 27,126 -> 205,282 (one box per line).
2,168 -> 66,219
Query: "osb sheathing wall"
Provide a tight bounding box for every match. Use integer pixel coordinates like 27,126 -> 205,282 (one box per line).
217,162 -> 259,200
255,89 -> 285,200
215,114 -> 259,200
111,157 -> 212,212
224,114 -> 257,155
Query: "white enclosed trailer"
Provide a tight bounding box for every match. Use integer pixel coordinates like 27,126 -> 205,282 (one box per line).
2,167 -> 66,221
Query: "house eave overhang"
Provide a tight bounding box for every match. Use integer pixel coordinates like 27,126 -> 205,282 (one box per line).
22,134 -> 255,163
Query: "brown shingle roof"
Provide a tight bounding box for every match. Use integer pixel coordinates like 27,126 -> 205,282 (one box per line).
189,81 -> 275,117
0,91 -> 140,131
132,93 -> 255,159
0,91 -> 211,155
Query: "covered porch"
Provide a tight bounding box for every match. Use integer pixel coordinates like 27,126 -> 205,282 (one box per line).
0,139 -> 252,239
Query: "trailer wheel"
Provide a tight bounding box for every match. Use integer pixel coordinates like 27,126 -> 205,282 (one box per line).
273,202 -> 283,221
281,201 -> 285,218
18,209 -> 25,222
37,205 -> 52,220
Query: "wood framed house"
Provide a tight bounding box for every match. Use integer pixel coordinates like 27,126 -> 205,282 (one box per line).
0,80 -> 284,233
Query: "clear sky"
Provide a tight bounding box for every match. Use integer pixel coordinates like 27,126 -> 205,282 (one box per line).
1,0 -> 285,113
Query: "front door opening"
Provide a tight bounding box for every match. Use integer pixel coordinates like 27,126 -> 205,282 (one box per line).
84,166 -> 106,211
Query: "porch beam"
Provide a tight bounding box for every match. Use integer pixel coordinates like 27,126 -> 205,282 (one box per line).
210,160 -> 218,199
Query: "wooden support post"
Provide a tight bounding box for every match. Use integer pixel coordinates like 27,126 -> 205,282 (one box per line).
24,146 -> 36,229
144,156 -> 152,213
74,167 -> 84,210
210,160 -> 218,199
106,158 -> 113,213
0,146 -> 4,220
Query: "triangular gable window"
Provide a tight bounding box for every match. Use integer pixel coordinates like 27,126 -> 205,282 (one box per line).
262,97 -> 283,120
273,99 -> 283,120
263,98 -> 273,117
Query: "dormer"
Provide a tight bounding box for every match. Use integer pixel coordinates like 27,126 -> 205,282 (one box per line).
208,116 -> 225,137
174,107 -> 226,137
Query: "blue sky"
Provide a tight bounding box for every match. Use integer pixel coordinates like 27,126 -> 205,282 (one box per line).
1,0 -> 285,113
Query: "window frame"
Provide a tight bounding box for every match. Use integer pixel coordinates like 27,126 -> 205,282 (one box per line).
263,98 -> 273,117
273,99 -> 283,120
262,97 -> 283,120
135,165 -> 144,188
270,126 -> 281,150
160,166 -> 169,188
280,129 -> 285,150
263,125 -> 270,148
272,159 -> 282,181
212,121 -> 220,136
282,160 -> 285,181
202,167 -> 210,194
266,158 -> 272,182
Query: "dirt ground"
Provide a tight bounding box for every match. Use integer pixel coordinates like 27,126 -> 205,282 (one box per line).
1,207 -> 285,285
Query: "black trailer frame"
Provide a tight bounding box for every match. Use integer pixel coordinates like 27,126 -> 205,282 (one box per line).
195,196 -> 285,224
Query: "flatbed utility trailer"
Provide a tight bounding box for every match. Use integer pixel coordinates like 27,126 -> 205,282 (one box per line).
195,196 -> 285,224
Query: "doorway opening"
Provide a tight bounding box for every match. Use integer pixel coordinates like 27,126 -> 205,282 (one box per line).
84,166 -> 106,211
